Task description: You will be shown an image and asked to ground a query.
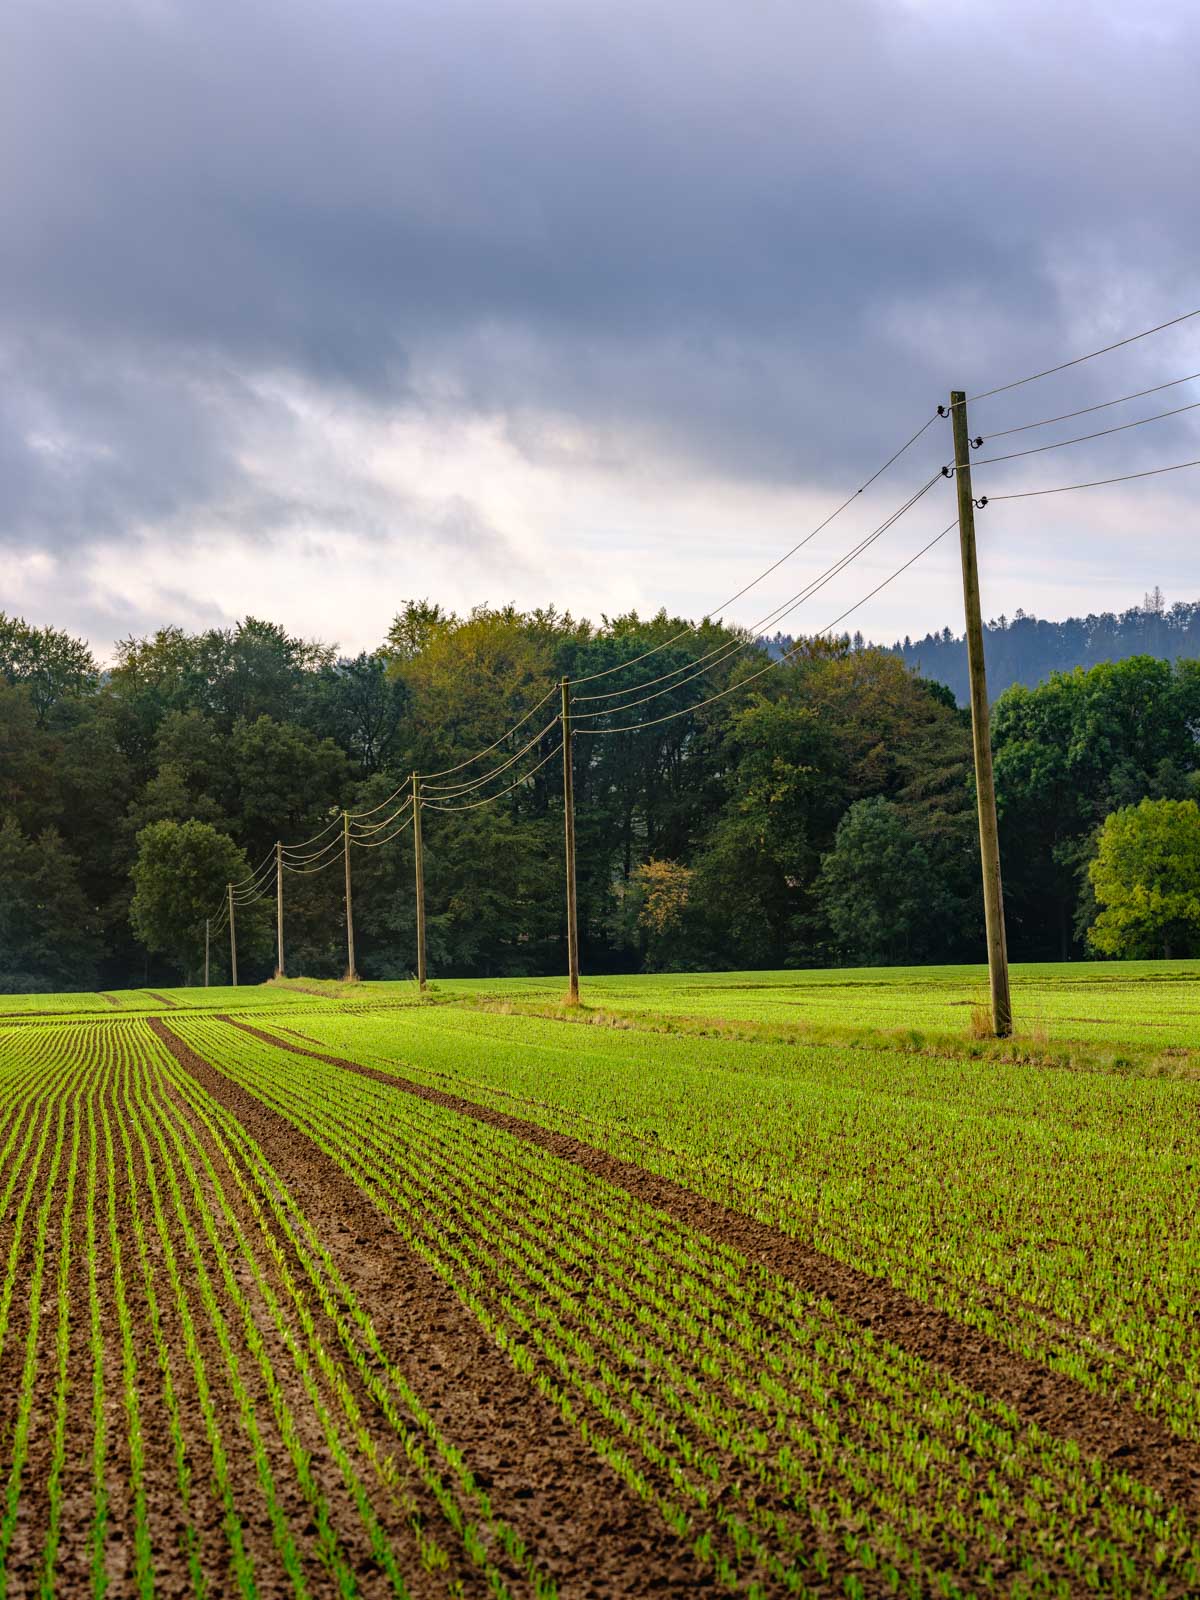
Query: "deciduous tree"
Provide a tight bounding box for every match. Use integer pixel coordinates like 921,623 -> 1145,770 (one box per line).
1087,798 -> 1200,959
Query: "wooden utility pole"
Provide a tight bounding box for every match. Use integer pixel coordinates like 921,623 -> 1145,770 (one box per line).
412,773 -> 427,992
204,918 -> 210,988
561,677 -> 580,1004
275,840 -> 285,977
228,883 -> 238,988
950,390 -> 1012,1037
343,812 -> 357,981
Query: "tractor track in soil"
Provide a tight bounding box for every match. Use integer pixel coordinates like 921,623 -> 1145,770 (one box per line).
222,1014 -> 1200,1524
151,1017 -> 716,1600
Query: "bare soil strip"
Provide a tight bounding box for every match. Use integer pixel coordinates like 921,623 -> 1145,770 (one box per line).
145,992 -> 178,1009
225,1015 -> 1200,1521
152,1018 -> 715,1600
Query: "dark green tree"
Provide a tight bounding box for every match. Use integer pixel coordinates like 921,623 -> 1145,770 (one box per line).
0,615 -> 98,727
130,820 -> 264,982
993,657 -> 1200,957
0,820 -> 102,989
813,797 -> 947,966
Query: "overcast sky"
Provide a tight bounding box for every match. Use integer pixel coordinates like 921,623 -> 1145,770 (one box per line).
2,0 -> 1198,660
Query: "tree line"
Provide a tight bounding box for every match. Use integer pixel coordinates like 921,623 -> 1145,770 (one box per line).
880,588 -> 1199,705
1,603 -> 1197,992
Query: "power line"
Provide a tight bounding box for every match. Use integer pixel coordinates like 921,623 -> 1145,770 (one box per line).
416,684 -> 560,781
231,884 -> 273,907
569,412 -> 942,691
280,813 -> 342,851
349,813 -> 415,848
402,409 -> 943,782
350,795 -> 414,836
422,718 -> 560,796
282,848 -> 346,876
575,517 -> 956,738
423,739 -> 564,811
574,474 -> 942,724
964,307 -> 1200,404
281,834 -> 343,865
976,370 -> 1200,442
981,457 -> 1200,502
229,846 -> 276,890
963,398 -> 1200,469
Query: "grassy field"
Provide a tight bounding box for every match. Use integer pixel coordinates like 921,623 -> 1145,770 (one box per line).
0,962 -> 1196,1596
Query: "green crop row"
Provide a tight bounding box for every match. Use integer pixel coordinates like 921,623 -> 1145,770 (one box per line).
254,1000 -> 1200,1442
174,1013 -> 1200,1598
0,1015 -> 542,1598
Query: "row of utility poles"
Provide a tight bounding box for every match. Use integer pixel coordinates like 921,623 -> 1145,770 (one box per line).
205,694 -> 577,1002
205,391 -> 1010,1035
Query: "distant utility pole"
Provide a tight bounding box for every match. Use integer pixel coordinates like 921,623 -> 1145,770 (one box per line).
343,812 -> 357,981
950,390 -> 1012,1037
227,883 -> 238,988
204,918 -> 210,988
275,840 -> 285,977
412,773 -> 427,992
561,677 -> 580,1005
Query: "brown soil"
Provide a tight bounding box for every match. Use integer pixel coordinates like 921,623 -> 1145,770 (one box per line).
145,992 -> 179,1009
151,1018 -> 715,1599
226,1016 -> 1200,1523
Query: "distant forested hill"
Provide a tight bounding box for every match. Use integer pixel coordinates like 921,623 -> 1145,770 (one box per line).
763,591 -> 1199,705
889,591 -> 1197,704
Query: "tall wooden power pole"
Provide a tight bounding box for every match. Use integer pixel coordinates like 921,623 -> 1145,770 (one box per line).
412,772 -> 427,992
343,812 -> 357,981
204,918 -> 210,988
950,390 -> 1012,1037
228,883 -> 238,988
561,677 -> 580,1005
275,840 -> 285,977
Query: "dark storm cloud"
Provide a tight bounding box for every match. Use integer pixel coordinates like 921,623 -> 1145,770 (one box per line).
3,0 -> 1200,555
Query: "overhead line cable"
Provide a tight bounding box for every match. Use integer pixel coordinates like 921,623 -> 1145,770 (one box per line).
405,408 -> 942,780
416,684 -> 560,781
573,474 -> 942,723
350,814 -> 416,848
277,813 -> 341,851
422,718 -> 561,796
231,872 -> 275,905
575,518 -> 957,738
349,795 -> 414,836
569,412 -> 943,691
810,520 -> 956,639
976,370 -> 1200,441
229,846 -> 276,890
980,457 -> 1200,501
227,860 -> 276,901
961,398 -> 1200,469
963,308 -> 1200,404
576,473 -> 940,715
423,740 -> 565,811
231,856 -> 277,894
282,849 -> 346,876
281,834 -> 343,865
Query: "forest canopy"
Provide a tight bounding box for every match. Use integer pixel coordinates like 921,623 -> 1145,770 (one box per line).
1,604 -> 1197,989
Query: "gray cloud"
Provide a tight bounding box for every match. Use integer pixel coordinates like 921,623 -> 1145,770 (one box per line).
2,0 -> 1199,618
